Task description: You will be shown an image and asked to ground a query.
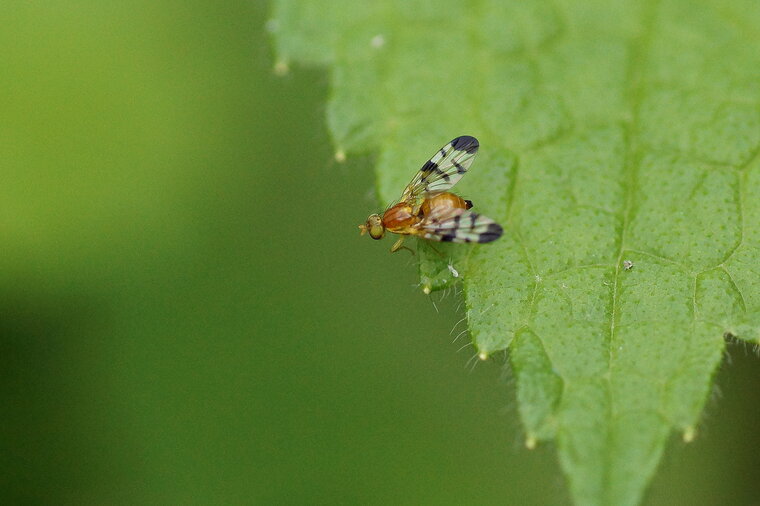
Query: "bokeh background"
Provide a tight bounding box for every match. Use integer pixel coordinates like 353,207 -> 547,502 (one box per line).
2,2 -> 759,504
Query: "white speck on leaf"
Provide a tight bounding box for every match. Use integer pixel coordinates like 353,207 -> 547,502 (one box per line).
370,34 -> 385,48
265,19 -> 280,33
273,60 -> 289,76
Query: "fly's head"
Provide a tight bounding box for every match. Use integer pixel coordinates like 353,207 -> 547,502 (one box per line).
358,214 -> 385,240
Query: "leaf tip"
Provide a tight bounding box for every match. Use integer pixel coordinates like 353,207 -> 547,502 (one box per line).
334,149 -> 346,163
478,351 -> 489,361
525,435 -> 537,450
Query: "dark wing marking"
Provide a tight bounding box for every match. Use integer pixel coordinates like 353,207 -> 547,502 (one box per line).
401,136 -> 479,203
416,207 -> 503,244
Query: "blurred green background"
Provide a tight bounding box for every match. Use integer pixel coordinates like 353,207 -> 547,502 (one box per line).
1,2 -> 759,504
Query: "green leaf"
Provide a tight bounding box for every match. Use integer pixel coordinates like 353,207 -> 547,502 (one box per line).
270,0 -> 760,504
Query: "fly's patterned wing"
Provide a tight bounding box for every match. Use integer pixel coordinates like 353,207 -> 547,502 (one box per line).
401,136 -> 479,204
416,207 -> 503,244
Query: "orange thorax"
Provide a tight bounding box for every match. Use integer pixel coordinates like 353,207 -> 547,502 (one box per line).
382,193 -> 470,233
382,203 -> 416,231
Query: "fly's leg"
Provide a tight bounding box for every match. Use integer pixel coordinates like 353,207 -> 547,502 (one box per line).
390,237 -> 415,255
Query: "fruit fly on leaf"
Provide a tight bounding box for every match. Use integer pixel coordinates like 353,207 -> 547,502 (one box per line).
359,136 -> 503,253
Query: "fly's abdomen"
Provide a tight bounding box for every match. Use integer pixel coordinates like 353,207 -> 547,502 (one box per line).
420,192 -> 470,217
